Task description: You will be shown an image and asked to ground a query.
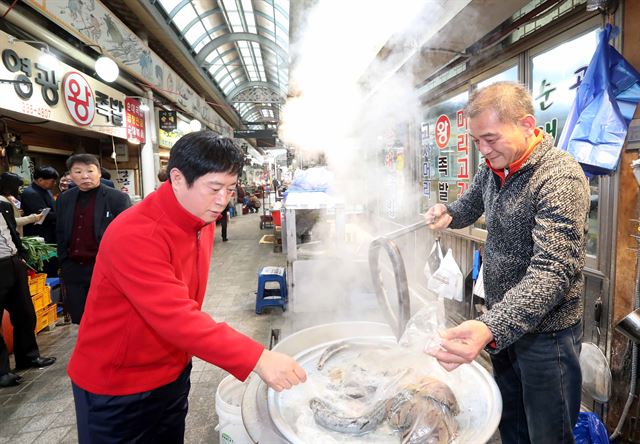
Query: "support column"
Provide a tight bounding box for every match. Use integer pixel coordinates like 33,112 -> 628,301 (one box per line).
140,90 -> 157,197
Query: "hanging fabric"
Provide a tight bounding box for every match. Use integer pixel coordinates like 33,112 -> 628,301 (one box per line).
558,24 -> 640,176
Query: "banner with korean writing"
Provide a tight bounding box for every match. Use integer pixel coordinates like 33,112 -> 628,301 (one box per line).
0,31 -> 127,139
421,91 -> 469,206
109,169 -> 136,197
125,98 -> 146,144
159,110 -> 177,132
380,125 -> 406,220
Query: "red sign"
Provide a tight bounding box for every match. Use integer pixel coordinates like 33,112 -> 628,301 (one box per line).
435,115 -> 451,149
62,72 -> 95,126
125,98 -> 146,144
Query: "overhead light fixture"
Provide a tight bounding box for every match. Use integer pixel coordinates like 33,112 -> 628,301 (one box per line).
189,119 -> 202,131
7,37 -> 59,71
95,55 -> 119,82
84,43 -> 119,83
127,96 -> 151,112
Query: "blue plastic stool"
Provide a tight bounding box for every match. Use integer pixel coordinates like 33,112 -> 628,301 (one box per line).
255,267 -> 287,314
46,277 -> 62,304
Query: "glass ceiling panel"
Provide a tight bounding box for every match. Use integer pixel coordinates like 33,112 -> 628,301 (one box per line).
172,5 -> 197,30
184,22 -> 207,45
154,0 -> 289,128
158,0 -> 182,15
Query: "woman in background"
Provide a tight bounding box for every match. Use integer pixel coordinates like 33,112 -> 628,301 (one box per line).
0,172 -> 43,236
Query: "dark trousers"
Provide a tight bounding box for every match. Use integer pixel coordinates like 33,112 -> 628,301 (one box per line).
73,363 -> 192,444
60,260 -> 94,325
0,255 -> 40,374
220,211 -> 228,240
491,322 -> 582,444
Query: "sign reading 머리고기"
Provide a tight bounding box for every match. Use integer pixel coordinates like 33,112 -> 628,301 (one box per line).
0,30 -> 128,139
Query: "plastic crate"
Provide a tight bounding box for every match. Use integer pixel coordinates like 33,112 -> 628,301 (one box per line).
28,273 -> 46,296
32,286 -> 52,312
35,304 -> 57,333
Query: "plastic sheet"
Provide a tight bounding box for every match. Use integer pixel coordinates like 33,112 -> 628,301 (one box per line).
573,412 -> 609,444
287,167 -> 335,193
305,306 -> 460,442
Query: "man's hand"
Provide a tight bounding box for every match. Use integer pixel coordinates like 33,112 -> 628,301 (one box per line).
425,320 -> 494,371
253,349 -> 307,392
34,212 -> 45,223
424,204 -> 452,230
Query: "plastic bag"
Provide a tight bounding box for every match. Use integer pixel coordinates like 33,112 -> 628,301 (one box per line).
423,239 -> 444,282
558,24 -> 640,176
399,303 -> 446,351
473,263 -> 485,299
427,248 -> 463,302
573,412 -> 610,444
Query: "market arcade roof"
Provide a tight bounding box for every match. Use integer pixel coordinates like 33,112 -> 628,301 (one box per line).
153,0 -> 288,130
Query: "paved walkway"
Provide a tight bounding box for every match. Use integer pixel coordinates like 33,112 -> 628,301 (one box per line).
0,210 -> 284,444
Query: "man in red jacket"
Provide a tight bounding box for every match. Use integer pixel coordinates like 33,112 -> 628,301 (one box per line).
68,131 -> 306,443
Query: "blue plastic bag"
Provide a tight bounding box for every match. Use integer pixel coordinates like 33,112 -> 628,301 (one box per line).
558,25 -> 640,176
573,412 -> 610,444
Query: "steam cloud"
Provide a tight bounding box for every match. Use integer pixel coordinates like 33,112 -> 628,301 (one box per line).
276,0 -> 454,329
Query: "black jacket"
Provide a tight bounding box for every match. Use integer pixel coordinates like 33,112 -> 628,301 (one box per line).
0,200 -> 26,259
56,184 -> 131,264
21,183 -> 57,242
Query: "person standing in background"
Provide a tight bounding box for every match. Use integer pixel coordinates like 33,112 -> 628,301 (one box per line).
424,82 -> 589,444
99,168 -> 116,188
58,172 -> 73,195
236,183 -> 245,215
0,196 -> 56,388
219,203 -> 229,242
56,154 -> 131,324
21,166 -> 59,276
0,172 -> 43,236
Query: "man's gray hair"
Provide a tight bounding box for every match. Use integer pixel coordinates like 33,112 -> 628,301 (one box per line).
465,81 -> 535,124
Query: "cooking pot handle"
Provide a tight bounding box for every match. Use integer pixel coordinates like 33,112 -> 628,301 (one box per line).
368,237 -> 411,341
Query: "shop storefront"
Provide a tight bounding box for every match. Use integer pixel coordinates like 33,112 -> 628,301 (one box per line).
400,2 -> 639,433
0,30 -> 144,198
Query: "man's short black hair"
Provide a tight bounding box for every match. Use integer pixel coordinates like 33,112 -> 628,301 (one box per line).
167,131 -> 244,186
0,172 -> 24,196
66,153 -> 100,171
100,167 -> 111,180
33,166 -> 60,180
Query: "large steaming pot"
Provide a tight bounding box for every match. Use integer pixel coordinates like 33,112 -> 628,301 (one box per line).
241,321 -> 501,443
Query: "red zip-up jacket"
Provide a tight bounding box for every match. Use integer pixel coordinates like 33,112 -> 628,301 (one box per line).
68,182 -> 264,395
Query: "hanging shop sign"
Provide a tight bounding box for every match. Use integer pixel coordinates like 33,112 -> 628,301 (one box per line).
159,129 -> 182,149
0,30 -> 127,139
108,169 -> 136,197
26,0 -> 233,137
159,110 -> 177,132
422,92 -> 469,204
125,97 -> 146,144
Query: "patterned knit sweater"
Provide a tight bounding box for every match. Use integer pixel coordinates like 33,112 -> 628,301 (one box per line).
446,133 -> 590,353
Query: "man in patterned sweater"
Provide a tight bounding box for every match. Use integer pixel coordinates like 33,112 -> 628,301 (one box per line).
425,81 -> 590,443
